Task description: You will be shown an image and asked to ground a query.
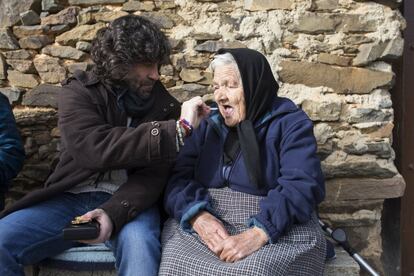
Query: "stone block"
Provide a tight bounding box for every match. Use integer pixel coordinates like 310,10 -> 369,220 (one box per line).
20,10 -> 41,26
19,35 -> 52,49
195,40 -> 246,53
0,28 -> 20,50
66,62 -> 89,73
168,84 -> 208,102
160,65 -> 174,76
290,13 -> 376,34
0,87 -> 23,104
317,53 -> 352,67
94,11 -> 129,22
48,24 -> 71,35
7,59 -> 36,74
244,0 -> 294,11
21,164 -> 51,182
325,175 -> 405,201
42,45 -> 86,60
0,0 -> 42,28
56,22 -> 106,46
314,123 -> 334,144
68,0 -> 127,5
342,106 -> 393,124
302,100 -> 342,121
290,13 -> 337,34
353,37 -> 404,66
12,25 -> 49,39
193,33 -> 222,42
14,107 -> 57,126
76,41 -> 92,52
313,0 -> 338,10
3,49 -> 36,60
338,14 -> 376,33
34,55 -> 67,84
278,60 -> 394,94
77,12 -> 95,25
154,0 -> 176,9
0,53 -> 6,80
337,130 -> 392,158
42,0 -> 66,13
22,83 -> 60,108
322,151 -> 398,178
41,6 -> 80,26
122,1 -> 155,12
179,68 -> 204,83
7,70 -> 40,88
140,12 -> 175,29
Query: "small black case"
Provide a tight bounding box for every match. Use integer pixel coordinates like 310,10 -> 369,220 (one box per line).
63,220 -> 100,240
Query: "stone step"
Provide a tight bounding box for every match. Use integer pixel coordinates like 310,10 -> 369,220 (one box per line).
325,247 -> 360,276
25,244 -> 360,276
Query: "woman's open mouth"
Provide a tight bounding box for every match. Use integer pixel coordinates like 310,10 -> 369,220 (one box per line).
220,104 -> 234,117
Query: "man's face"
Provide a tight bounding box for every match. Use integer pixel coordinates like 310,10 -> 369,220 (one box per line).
123,63 -> 160,99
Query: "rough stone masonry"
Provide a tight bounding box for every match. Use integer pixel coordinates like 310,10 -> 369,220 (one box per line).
0,0 -> 406,273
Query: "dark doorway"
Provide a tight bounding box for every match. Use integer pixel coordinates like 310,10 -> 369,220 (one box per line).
394,0 -> 414,275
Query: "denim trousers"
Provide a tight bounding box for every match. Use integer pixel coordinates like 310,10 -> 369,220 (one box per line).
0,192 -> 161,276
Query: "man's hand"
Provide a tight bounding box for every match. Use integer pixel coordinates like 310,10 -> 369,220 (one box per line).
180,96 -> 211,129
219,227 -> 268,263
77,208 -> 113,244
191,211 -> 229,255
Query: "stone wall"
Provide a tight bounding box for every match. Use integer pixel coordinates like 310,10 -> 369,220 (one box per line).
0,0 -> 405,273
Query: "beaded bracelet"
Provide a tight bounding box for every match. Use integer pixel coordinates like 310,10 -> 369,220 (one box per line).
178,118 -> 193,137
176,120 -> 185,147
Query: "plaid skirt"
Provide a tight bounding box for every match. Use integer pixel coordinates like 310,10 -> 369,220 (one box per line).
159,187 -> 326,276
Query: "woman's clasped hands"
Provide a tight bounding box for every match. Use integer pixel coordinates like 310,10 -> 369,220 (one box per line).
190,211 -> 268,263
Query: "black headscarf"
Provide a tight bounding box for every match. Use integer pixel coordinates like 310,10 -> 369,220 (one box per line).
217,48 -> 279,189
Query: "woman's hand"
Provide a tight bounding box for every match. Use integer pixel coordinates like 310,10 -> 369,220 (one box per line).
191,211 -> 229,255
180,96 -> 211,129
219,227 -> 268,263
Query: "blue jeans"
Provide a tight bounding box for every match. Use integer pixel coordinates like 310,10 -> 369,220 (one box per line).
0,192 -> 161,276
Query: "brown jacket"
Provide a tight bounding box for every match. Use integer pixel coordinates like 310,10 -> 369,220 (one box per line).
1,71 -> 180,233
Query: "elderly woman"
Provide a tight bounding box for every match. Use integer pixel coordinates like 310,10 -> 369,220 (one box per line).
159,48 -> 326,275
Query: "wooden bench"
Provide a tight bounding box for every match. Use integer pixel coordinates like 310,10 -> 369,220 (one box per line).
25,244 -> 360,276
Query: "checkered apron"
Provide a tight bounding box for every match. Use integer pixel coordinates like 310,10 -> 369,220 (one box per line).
159,187 -> 326,276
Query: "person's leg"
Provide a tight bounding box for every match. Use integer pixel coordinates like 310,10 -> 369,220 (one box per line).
107,205 -> 161,276
0,192 -> 111,276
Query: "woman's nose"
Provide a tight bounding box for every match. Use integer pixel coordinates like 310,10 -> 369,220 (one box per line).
215,87 -> 228,102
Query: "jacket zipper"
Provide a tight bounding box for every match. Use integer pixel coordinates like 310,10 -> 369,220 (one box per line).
223,150 -> 241,187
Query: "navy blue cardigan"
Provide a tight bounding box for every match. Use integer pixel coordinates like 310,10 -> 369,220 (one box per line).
164,96 -> 325,242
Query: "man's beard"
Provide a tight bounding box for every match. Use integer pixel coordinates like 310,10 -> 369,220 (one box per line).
126,79 -> 155,100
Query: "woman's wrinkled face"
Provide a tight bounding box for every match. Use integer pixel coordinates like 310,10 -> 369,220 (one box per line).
213,65 -> 246,127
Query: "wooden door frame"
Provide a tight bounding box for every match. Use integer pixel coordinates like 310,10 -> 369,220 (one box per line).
396,1 -> 414,274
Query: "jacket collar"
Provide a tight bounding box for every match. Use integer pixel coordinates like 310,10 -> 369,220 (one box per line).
62,70 -> 100,86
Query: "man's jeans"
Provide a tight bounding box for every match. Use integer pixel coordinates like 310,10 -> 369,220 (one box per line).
0,192 -> 161,276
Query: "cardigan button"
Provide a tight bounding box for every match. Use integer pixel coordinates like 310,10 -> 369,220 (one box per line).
151,128 -> 159,136
121,200 -> 129,208
163,108 -> 168,112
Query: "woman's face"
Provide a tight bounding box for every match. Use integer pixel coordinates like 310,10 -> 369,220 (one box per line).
213,65 -> 246,127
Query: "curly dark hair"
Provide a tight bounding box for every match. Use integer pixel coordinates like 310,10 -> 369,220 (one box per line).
90,15 -> 171,83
